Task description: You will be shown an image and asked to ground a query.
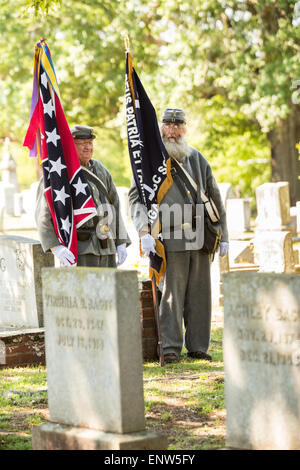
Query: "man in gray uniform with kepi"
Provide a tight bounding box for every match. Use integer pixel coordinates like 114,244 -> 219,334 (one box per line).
36,125 -> 131,267
129,109 -> 229,363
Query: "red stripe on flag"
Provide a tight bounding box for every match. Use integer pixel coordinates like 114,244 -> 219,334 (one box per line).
54,94 -> 81,179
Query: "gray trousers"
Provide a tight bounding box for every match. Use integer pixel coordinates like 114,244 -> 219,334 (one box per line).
159,250 -> 211,356
77,254 -> 116,268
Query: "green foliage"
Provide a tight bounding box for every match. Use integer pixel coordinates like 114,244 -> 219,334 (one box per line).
93,129 -> 132,187
187,96 -> 271,204
1,0 -> 299,194
26,0 -> 61,15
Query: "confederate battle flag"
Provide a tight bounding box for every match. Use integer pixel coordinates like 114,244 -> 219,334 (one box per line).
24,41 -> 97,264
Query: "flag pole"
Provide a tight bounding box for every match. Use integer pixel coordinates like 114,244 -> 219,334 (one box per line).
151,273 -> 165,367
123,35 -> 164,366
124,32 -> 130,53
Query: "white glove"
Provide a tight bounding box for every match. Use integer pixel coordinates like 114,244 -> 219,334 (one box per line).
219,242 -> 229,257
116,244 -> 127,266
51,245 -> 75,266
141,234 -> 156,257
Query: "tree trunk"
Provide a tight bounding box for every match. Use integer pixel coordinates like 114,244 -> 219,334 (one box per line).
267,105 -> 300,206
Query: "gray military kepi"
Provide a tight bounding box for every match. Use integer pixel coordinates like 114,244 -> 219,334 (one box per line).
162,108 -> 186,124
70,124 -> 96,139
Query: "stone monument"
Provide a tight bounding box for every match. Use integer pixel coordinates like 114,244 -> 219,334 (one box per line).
0,138 -> 18,190
253,182 -> 295,273
226,198 -> 251,235
0,138 -> 18,216
223,272 -> 300,450
32,267 -> 167,450
0,235 -> 53,328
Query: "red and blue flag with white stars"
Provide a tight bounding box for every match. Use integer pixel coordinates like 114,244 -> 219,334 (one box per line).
24,41 -> 97,264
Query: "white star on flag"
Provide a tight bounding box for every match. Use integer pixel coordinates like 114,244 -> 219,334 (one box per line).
60,216 -> 72,234
49,157 -> 66,177
44,98 -> 55,118
41,72 -> 48,89
46,128 -> 61,147
73,177 -> 88,196
54,186 -> 70,206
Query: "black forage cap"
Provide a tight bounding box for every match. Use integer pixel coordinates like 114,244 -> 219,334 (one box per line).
162,108 -> 186,124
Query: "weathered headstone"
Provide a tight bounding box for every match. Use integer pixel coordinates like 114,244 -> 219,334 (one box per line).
21,181 -> 39,216
256,182 -> 290,231
226,198 -> 251,234
289,206 -> 297,236
0,183 -> 16,217
254,182 -> 295,273
0,138 -> 18,191
0,138 -> 18,216
223,272 -> 300,450
253,231 -> 295,273
32,267 -> 167,450
0,235 -> 53,328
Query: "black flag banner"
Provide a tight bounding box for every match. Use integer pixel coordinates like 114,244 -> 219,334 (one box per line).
125,50 -> 173,285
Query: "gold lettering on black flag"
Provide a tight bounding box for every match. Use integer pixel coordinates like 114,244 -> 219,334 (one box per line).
125,51 -> 173,285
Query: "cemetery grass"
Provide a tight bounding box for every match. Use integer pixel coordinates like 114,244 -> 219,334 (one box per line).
0,325 -> 225,451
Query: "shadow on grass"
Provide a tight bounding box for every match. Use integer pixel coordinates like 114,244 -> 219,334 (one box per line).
145,399 -> 226,450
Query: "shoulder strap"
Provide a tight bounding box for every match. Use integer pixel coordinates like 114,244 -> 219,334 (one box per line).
171,158 -> 198,204
81,166 -> 112,205
188,154 -> 220,223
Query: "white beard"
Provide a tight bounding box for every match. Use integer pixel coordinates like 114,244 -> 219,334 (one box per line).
162,135 -> 191,161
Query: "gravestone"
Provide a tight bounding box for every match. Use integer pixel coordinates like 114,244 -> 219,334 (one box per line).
0,138 -> 18,191
289,206 -> 297,236
223,272 -> 300,450
0,235 -> 53,328
253,231 -> 295,273
256,182 -> 290,231
254,182 -> 295,273
0,183 -> 16,217
226,199 -> 251,234
32,267 -> 167,450
0,138 -> 18,216
22,181 -> 39,216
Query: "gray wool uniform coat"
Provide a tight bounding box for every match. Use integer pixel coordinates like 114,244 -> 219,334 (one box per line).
128,147 -> 228,357
36,158 -> 131,267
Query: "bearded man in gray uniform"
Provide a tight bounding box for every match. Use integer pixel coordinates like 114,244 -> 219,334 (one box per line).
129,109 -> 229,363
36,125 -> 130,267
